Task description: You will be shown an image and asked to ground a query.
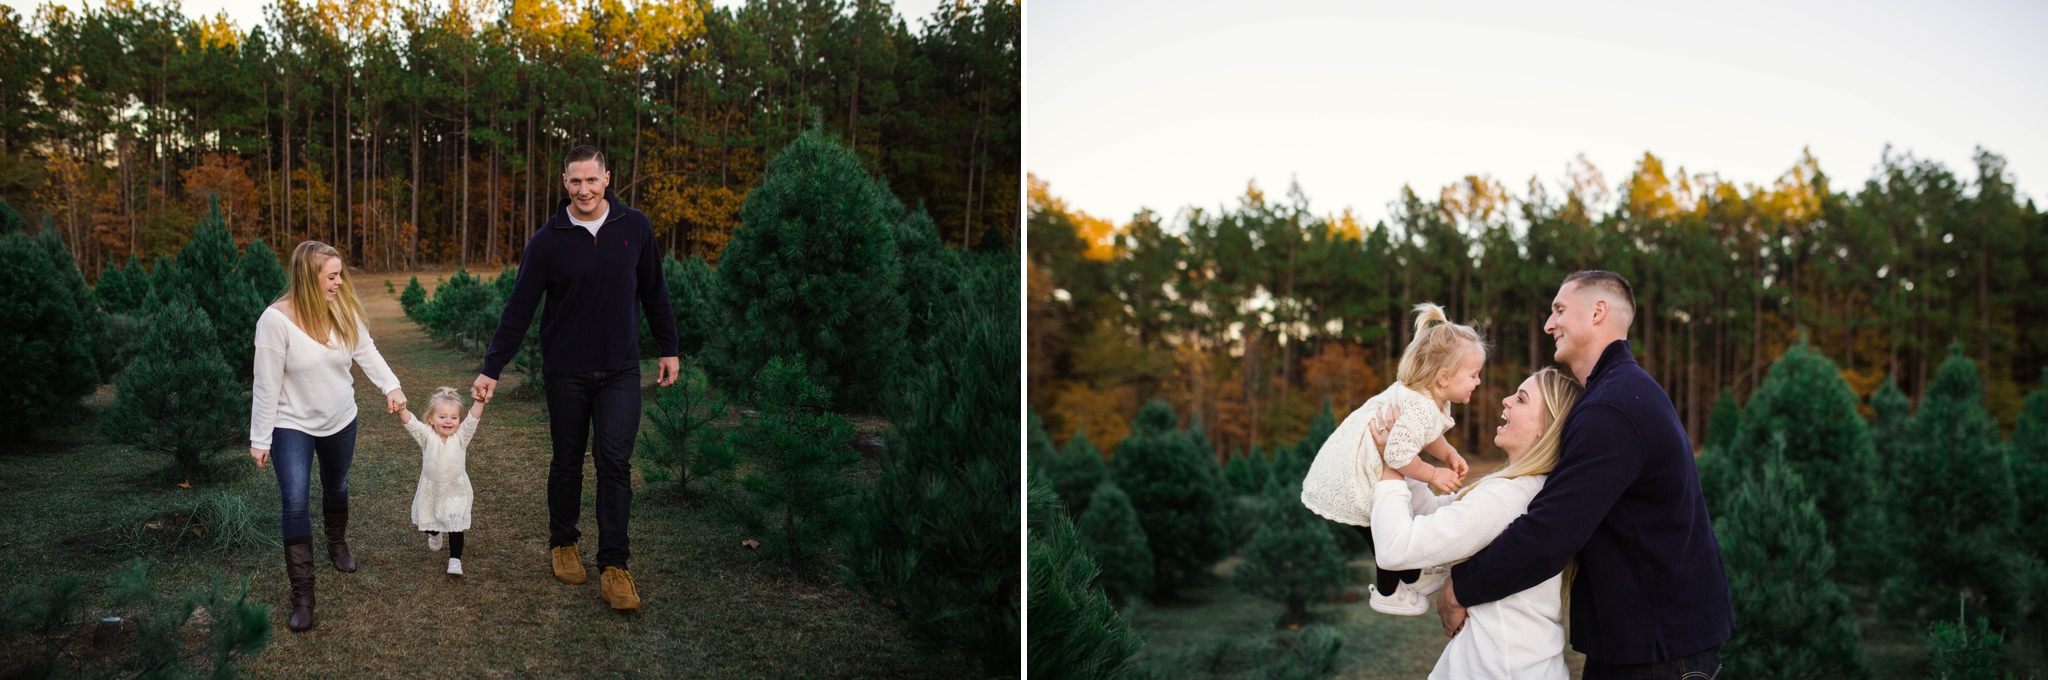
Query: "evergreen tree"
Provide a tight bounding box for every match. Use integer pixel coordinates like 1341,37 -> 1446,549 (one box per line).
153,199 -> 263,381
1112,399 -> 1230,596
0,228 -> 100,441
399,276 -> 427,321
36,225 -> 106,385
1233,480 -> 1350,625
101,299 -> 241,477
1923,602 -> 2009,680
1048,428 -> 1107,516
1222,446 -> 1271,496
1292,398 -> 1338,462
841,256 -> 1018,677
1078,480 -> 1153,604
239,238 -> 286,303
2011,369 -> 2048,560
635,361 -> 730,496
1880,345 -> 2029,625
0,197 -> 21,235
94,253 -> 151,316
1028,410 -> 1056,471
662,255 -> 719,358
1706,387 -> 1740,452
1715,448 -> 1867,679
886,190 -> 968,371
1027,481 -> 1143,680
705,128 -> 908,409
708,356 -> 859,567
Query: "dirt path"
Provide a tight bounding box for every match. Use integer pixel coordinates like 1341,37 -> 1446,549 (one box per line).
232,270 -> 959,678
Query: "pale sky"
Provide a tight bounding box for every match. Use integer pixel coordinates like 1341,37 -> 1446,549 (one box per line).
1029,0 -> 2048,227
3,0 -> 948,37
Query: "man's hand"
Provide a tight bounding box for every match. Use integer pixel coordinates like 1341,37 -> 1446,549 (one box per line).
657,356 -> 679,387
1438,576 -> 1468,638
472,374 -> 498,404
386,388 -> 407,414
250,448 -> 269,469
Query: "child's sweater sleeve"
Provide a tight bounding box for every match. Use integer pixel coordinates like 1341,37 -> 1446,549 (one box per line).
402,418 -> 433,449
455,415 -> 481,449
1381,390 -> 1444,470
1370,477 -> 1538,571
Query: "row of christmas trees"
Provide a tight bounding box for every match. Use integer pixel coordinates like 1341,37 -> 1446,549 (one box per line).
394,130 -> 1022,677
1029,341 -> 2048,678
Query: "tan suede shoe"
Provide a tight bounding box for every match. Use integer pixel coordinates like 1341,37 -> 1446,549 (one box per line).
599,567 -> 640,610
551,546 -> 588,584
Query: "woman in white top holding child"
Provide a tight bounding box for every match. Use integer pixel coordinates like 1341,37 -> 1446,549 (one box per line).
246,241 -> 406,633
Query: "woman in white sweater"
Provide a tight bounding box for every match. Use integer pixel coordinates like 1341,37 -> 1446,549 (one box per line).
246,241 -> 405,632
1364,367 -> 1584,680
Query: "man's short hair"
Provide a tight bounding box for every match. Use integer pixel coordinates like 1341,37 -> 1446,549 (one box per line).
564,145 -> 606,172
1563,270 -> 1636,324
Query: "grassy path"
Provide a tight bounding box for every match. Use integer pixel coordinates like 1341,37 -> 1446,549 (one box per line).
1,269 -> 963,679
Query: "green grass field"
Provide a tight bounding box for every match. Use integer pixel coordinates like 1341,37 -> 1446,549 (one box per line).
0,270 -> 968,679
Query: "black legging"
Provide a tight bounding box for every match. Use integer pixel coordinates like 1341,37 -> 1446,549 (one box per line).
427,531 -> 466,558
1356,525 -> 1419,596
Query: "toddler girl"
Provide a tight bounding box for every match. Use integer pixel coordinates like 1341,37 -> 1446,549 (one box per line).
1301,302 -> 1484,615
397,386 -> 483,575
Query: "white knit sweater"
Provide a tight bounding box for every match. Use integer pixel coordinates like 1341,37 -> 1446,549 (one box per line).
248,306 -> 401,449
1300,382 -> 1455,526
1373,476 -> 1568,680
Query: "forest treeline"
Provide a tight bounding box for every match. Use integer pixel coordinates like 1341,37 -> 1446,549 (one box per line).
0,0 -> 1017,277
1028,148 -> 2048,460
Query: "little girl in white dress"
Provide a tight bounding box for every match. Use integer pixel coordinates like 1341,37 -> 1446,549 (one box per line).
397,386 -> 483,575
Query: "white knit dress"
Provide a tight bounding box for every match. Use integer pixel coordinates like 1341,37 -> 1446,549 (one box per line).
405,416 -> 479,533
1301,382 -> 1456,527
1373,476 -> 1568,680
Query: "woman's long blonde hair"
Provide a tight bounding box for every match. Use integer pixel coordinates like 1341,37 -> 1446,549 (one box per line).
281,241 -> 365,349
1396,303 -> 1487,400
1454,366 -> 1585,610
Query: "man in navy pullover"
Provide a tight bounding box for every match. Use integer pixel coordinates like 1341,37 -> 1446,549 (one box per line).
1439,271 -> 1732,678
473,145 -> 679,611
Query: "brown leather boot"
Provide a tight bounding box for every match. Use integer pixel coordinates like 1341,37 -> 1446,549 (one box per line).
323,509 -> 356,573
551,546 -> 587,585
284,538 -> 317,632
599,567 -> 640,610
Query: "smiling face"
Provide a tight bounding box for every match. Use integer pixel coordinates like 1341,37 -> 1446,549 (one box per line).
562,159 -> 609,216
430,402 -> 462,437
1436,342 -> 1485,404
318,255 -> 344,301
1545,281 -> 1599,368
1494,375 -> 1550,459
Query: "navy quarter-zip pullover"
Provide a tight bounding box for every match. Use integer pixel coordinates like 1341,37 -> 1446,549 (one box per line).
478,191 -> 679,379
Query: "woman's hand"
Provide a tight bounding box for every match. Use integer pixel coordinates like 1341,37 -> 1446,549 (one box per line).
1429,466 -> 1463,494
250,448 -> 270,469
387,388 -> 407,414
1368,403 -> 1403,481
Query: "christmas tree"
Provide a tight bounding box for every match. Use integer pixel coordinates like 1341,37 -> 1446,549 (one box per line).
1706,387 -> 1740,452
1027,410 -> 1056,470
94,253 -> 152,316
662,255 -> 719,358
0,227 -> 102,441
1714,448 -> 1867,679
705,128 -> 908,409
1027,480 -> 1143,680
1922,600 -> 2008,680
884,189 -> 968,373
1223,445 -> 1272,496
1078,480 -> 1154,604
1879,345 -> 2028,625
2011,370 -> 2048,561
399,276 -> 427,321
101,299 -> 242,476
1048,428 -> 1107,516
1233,480 -> 1349,625
1112,399 -> 1229,596
239,239 -> 287,303
152,199 -> 263,381
708,356 -> 859,567
0,198 -> 21,234
841,256 -> 1018,677
1724,340 -> 1885,578
635,361 -> 730,496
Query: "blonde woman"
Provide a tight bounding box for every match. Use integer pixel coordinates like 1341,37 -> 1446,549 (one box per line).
1364,368 -> 1584,680
247,241 -> 405,632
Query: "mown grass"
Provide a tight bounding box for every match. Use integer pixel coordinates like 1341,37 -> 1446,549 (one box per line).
0,269 -> 968,679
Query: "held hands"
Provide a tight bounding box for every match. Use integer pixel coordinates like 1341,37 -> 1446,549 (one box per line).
472,374 -> 498,404
1441,447 -> 1470,480
1429,466 -> 1464,494
386,388 -> 407,414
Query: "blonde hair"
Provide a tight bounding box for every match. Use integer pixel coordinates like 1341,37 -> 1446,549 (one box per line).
423,386 -> 464,418
1395,303 -> 1487,399
1454,367 -> 1585,607
280,241 -> 365,350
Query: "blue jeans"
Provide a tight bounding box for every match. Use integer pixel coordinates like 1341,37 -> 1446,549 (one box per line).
271,419 -> 357,541
544,365 -> 640,570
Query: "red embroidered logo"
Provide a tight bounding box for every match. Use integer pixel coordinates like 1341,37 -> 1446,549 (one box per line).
623,240 -> 629,245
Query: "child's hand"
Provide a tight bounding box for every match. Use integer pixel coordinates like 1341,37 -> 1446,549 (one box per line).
1444,448 -> 1470,480
1429,466 -> 1463,494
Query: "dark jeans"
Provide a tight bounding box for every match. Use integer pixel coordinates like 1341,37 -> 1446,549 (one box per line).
544,365 -> 640,570
1355,525 -> 1420,596
270,419 -> 357,541
1582,645 -> 1721,680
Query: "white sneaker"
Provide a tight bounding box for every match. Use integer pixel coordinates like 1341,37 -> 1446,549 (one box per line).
1411,565 -> 1449,596
447,558 -> 463,576
1370,580 -> 1429,616
428,533 -> 443,551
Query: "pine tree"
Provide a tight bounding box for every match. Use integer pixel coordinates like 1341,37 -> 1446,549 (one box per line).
1923,600 -> 2008,680
662,255 -> 719,358
1706,387 -> 1740,452
1078,480 -> 1153,604
94,253 -> 151,316
239,239 -> 286,303
0,228 -> 100,441
635,361 -> 731,496
1112,399 -> 1229,596
153,199 -> 263,381
886,189 -> 967,371
705,128 -> 908,409
1027,479 -> 1143,680
1048,428 -> 1107,516
101,299 -> 242,477
1714,449 -> 1868,679
841,256 -> 1018,677
709,356 -> 859,567
2011,369 -> 2048,560
1868,376 -> 1913,493
0,197 -> 21,235
399,276 -> 427,321
1233,480 -> 1349,625
1223,446 -> 1271,496
1880,345 -> 2029,625
1028,410 -> 1056,471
